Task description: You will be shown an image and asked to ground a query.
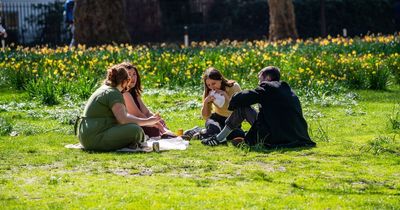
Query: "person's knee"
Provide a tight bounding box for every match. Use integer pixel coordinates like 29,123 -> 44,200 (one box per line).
234,106 -> 251,115
242,106 -> 256,113
125,124 -> 145,141
241,106 -> 257,123
206,119 -> 221,130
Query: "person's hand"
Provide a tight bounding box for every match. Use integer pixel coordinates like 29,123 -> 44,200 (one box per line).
147,113 -> 161,125
204,94 -> 215,104
153,122 -> 165,132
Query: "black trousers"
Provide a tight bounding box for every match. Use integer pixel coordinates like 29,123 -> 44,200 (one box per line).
201,112 -> 249,140
225,106 -> 257,130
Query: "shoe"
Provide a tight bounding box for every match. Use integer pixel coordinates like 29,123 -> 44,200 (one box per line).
201,135 -> 224,146
182,132 -> 201,141
183,126 -> 202,140
192,132 -> 201,140
161,133 -> 177,139
124,143 -> 152,152
231,137 -> 245,147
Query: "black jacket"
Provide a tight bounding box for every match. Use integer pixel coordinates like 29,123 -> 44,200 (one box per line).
228,81 -> 315,148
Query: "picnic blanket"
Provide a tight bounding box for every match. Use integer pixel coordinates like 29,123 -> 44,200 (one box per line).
65,136 -> 189,152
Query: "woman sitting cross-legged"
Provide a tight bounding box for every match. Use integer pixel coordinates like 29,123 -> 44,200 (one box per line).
184,67 -> 249,141
77,63 -> 161,151
120,62 -> 176,138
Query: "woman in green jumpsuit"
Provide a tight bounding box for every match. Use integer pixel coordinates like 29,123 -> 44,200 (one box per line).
78,64 -> 161,151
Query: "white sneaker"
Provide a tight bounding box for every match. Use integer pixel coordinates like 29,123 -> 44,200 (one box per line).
183,126 -> 202,139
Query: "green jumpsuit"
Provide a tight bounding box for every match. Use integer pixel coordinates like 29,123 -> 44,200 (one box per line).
78,85 -> 144,151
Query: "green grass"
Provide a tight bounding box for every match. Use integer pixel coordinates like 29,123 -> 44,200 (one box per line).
0,86 -> 399,209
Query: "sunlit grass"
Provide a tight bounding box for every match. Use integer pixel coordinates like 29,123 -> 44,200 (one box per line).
0,86 -> 399,209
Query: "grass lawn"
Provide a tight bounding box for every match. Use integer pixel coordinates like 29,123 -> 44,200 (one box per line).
0,86 -> 399,209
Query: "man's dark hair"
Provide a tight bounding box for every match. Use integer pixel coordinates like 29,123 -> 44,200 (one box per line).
259,66 -> 281,81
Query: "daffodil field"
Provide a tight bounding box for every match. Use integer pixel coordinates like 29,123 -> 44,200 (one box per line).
1,35 -> 400,208
1,34 -> 399,105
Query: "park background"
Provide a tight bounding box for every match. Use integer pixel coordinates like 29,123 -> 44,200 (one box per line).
1,0 -> 399,45
0,0 -> 400,209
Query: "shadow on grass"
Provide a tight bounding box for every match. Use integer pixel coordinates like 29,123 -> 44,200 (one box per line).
290,182 -> 400,196
81,149 -> 153,155
236,142 -> 317,154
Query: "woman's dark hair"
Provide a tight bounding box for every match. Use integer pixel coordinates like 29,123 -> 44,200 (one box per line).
119,62 -> 142,97
104,64 -> 129,87
202,67 -> 234,100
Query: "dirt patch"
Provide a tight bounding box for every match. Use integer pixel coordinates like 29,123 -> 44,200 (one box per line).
246,161 -> 286,172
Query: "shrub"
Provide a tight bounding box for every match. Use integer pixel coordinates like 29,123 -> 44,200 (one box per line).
367,61 -> 391,90
309,120 -> 330,143
389,104 -> 400,130
387,53 -> 400,85
25,78 -> 59,105
0,117 -> 13,136
1,34 -> 399,103
361,135 -> 400,155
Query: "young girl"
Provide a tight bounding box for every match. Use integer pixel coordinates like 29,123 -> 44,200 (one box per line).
185,67 -> 245,141
121,62 -> 175,138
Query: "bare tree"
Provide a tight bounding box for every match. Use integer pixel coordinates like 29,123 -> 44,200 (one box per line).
74,0 -> 131,46
268,0 -> 298,41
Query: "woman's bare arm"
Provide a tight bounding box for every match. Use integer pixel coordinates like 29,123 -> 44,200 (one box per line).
201,94 -> 214,120
136,96 -> 153,117
123,92 -> 147,118
112,103 -> 160,126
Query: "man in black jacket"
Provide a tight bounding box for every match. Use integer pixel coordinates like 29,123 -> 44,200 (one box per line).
202,66 -> 316,148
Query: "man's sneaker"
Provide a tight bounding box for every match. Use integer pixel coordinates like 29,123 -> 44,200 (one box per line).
231,137 -> 245,147
202,135 -> 224,146
192,132 -> 201,140
183,126 -> 202,140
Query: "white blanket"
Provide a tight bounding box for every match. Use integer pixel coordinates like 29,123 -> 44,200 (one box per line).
65,137 -> 189,152
145,137 -> 189,151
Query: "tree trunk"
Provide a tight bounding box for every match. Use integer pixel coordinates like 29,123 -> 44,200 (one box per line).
125,0 -> 162,43
267,0 -> 298,41
74,0 -> 131,46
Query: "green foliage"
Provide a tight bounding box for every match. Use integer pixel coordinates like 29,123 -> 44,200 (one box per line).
309,120 -> 330,143
389,103 -> 400,130
368,65 -> 391,90
297,84 -> 358,107
1,35 -> 399,103
4,63 -> 30,90
1,38 -> 400,208
25,78 -> 59,105
361,135 -> 400,155
71,78 -> 100,100
0,117 -> 12,136
11,123 -> 45,136
387,53 -> 400,85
